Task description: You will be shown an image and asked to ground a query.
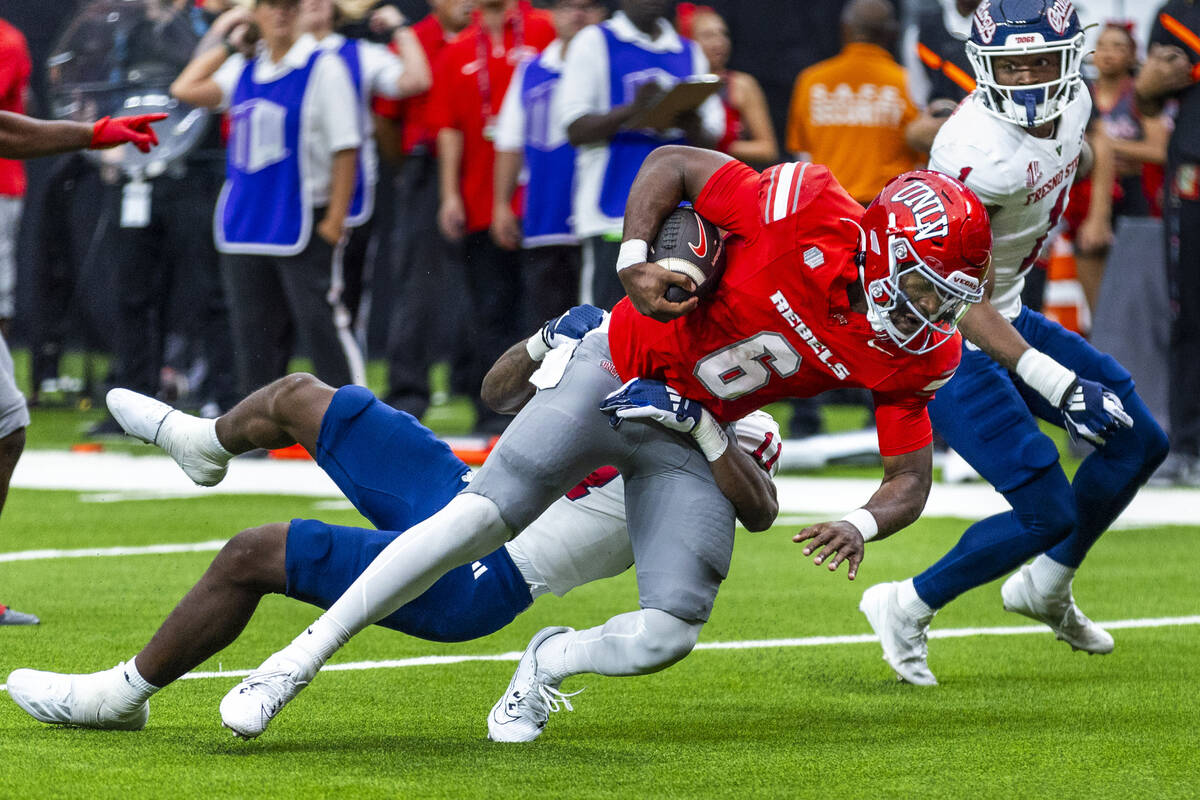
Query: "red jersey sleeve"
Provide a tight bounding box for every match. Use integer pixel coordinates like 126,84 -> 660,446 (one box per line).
693,159 -> 762,239
871,390 -> 933,457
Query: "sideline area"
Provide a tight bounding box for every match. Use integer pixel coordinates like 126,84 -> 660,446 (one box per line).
11,450 -> 1200,527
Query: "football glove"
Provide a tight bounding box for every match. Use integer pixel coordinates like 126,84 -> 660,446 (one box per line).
526,304 -> 606,361
1061,377 -> 1134,445
90,113 -> 168,153
600,379 -> 728,460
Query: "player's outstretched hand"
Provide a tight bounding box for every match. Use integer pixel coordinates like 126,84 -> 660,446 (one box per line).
619,262 -> 698,322
90,113 -> 168,153
600,378 -> 704,433
793,522 -> 864,580
1061,377 -> 1133,445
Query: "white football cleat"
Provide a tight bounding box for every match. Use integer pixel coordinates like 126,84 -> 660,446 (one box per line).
106,388 -> 229,487
6,665 -> 149,730
859,582 -> 938,686
1001,565 -> 1114,654
488,626 -> 581,742
219,650 -> 317,739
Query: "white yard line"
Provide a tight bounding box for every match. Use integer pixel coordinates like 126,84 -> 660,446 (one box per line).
11,451 -> 1200,526
2,615 -> 1197,692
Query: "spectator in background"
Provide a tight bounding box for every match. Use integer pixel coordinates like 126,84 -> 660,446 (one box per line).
557,0 -> 724,310
300,0 -> 431,335
785,0 -> 922,206
491,0 -> 604,328
1136,2 -> 1200,485
903,0 -> 976,113
171,0 -> 363,396
676,3 -> 778,166
1072,22 -> 1172,312
783,0 -> 918,439
374,0 -> 473,420
87,0 -> 238,436
431,0 -> 555,434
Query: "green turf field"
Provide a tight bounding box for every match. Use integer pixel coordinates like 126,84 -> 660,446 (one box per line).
0,486 -> 1196,799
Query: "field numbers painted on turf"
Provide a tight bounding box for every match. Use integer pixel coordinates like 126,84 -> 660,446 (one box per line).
694,332 -> 802,400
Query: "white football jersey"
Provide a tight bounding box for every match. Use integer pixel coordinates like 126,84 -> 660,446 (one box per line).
503,411 -> 782,598
928,90 -> 1091,319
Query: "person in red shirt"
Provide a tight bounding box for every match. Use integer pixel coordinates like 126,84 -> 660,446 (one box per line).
430,0 -> 555,433
0,101 -> 166,627
214,144 -> 991,742
373,0 -> 474,420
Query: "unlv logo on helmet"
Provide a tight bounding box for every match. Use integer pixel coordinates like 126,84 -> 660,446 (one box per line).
1046,0 -> 1075,34
974,0 -> 997,44
889,182 -> 950,242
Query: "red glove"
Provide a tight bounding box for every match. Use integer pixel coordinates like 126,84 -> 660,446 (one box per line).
89,113 -> 169,153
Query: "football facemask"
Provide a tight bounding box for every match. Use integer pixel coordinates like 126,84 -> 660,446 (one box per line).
966,0 -> 1087,128
865,222 -> 986,355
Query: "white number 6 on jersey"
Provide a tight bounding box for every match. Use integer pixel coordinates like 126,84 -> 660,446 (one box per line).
694,332 -> 802,400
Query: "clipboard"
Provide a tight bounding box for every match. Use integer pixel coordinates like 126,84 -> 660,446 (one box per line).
622,74 -> 723,131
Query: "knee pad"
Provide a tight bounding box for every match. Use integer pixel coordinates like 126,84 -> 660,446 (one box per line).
1009,469 -> 1077,549
632,609 -> 703,673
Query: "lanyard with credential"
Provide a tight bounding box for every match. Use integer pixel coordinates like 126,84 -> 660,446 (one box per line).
475,9 -> 525,116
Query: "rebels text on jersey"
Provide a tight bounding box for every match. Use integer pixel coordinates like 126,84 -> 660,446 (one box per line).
607,160 -> 961,457
928,91 -> 1090,319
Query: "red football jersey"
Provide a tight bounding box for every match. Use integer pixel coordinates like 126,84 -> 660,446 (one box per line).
607,160 -> 962,456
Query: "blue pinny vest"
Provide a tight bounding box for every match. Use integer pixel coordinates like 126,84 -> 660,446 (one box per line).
216,49 -> 320,256
598,24 -> 695,219
336,37 -> 373,227
520,52 -> 576,246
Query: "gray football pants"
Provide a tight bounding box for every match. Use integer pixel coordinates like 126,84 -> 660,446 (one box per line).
466,333 -> 736,622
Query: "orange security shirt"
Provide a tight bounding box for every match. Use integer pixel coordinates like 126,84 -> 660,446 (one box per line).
785,42 -> 921,205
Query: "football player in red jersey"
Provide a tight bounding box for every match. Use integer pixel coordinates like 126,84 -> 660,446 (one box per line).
213,145 -> 991,743
0,109 -> 165,626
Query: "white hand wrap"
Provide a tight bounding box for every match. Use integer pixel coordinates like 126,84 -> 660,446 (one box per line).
840,508 -> 879,542
615,239 -> 649,273
526,330 -> 551,362
691,409 -> 729,462
1015,349 -> 1077,408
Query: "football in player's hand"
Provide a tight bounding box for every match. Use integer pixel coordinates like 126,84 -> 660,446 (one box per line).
651,206 -> 725,303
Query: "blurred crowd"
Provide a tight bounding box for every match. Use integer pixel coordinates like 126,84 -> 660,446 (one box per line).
0,0 -> 1192,482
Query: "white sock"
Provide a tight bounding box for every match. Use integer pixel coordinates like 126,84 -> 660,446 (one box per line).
160,412 -> 232,463
110,658 -> 160,707
896,578 -> 936,620
288,494 -> 512,663
1028,554 -> 1076,597
535,609 -> 701,684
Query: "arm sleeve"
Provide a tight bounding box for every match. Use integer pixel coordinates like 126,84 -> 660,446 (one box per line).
693,159 -> 763,240
493,61 -> 527,153
871,390 -> 933,457
313,54 -> 362,152
363,41 -> 404,100
557,25 -> 607,129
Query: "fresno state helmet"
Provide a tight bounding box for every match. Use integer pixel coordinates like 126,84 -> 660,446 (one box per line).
966,0 -> 1087,128
858,171 -> 991,354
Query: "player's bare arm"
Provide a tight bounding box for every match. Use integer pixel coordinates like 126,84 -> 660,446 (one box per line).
0,111 -> 165,159
618,145 -> 734,321
707,440 -> 778,532
481,341 -> 539,414
792,444 -> 934,581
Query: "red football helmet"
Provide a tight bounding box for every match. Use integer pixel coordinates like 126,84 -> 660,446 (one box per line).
857,170 -> 991,354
